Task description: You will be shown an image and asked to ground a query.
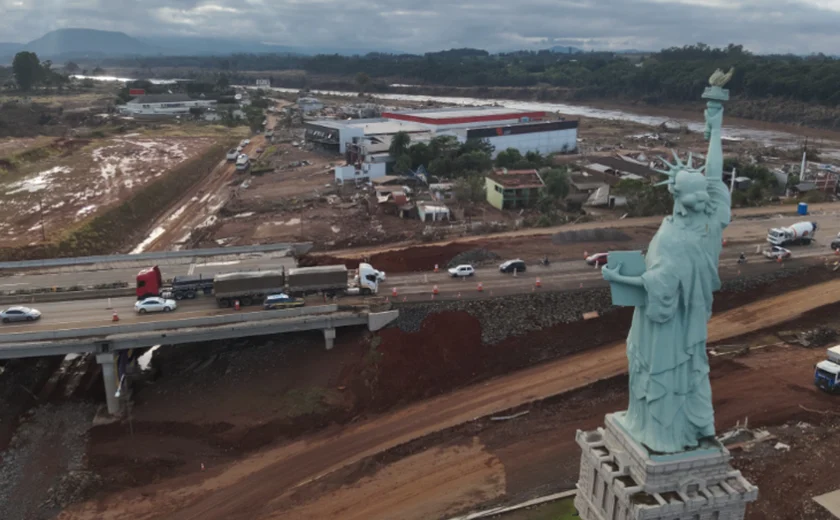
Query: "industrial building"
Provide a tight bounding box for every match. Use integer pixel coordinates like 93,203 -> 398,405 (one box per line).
118,94 -> 216,117
305,118 -> 430,154
306,106 -> 579,185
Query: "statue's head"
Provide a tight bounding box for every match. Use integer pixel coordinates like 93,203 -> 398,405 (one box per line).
655,151 -> 711,217
671,169 -> 710,216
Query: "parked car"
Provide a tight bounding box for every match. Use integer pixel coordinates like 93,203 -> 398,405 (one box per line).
226,148 -> 239,161
1,306 -> 41,323
585,253 -> 609,266
448,264 -> 475,278
263,293 -> 305,310
763,246 -> 791,261
831,236 -> 840,251
499,259 -> 526,274
134,297 -> 177,314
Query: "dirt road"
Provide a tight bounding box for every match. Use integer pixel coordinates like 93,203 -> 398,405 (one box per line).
59,278 -> 840,520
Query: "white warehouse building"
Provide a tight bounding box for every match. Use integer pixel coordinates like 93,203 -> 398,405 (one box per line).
439,120 -> 578,158
118,94 -> 217,117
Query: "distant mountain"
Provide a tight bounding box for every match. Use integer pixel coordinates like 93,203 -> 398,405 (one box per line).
23,28 -> 158,60
136,35 -> 381,57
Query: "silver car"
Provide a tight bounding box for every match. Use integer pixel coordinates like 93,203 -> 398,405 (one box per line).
1,306 -> 42,323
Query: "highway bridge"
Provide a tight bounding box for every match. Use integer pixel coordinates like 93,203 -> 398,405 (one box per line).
0,304 -> 398,415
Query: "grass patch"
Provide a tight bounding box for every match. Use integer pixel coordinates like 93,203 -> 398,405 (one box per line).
0,140 -> 233,261
278,387 -> 343,418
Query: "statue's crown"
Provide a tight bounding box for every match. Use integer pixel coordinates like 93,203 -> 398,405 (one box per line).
654,150 -> 706,188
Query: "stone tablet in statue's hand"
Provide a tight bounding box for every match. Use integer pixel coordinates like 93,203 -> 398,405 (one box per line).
601,263 -> 622,283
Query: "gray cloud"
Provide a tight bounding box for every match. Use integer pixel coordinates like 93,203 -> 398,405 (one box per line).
1,0 -> 839,54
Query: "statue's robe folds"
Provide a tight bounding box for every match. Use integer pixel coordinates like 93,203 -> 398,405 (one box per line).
620,181 -> 730,454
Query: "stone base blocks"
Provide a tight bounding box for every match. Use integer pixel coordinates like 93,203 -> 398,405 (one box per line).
574,413 -> 757,520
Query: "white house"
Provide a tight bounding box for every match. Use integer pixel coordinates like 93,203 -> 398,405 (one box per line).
118,94 -> 216,116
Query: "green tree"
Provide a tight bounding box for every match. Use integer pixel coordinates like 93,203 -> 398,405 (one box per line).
495,148 -> 523,168
428,135 -> 460,159
453,150 -> 493,177
613,179 -> 673,217
460,138 -> 495,156
12,51 -> 42,91
408,142 -> 432,169
389,131 -> 411,158
453,175 -> 486,203
355,72 -> 370,92
243,106 -> 265,132
64,61 -> 80,73
393,154 -> 412,174
541,167 -> 570,200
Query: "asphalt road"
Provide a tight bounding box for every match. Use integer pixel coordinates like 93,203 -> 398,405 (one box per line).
0,244 -> 827,336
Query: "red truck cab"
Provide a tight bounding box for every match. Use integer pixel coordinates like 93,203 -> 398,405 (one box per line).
136,266 -> 163,300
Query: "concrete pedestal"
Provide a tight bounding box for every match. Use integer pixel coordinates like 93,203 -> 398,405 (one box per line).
574,413 -> 757,520
323,328 -> 336,350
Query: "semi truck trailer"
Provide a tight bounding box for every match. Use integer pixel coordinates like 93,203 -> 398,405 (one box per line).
136,263 -> 383,308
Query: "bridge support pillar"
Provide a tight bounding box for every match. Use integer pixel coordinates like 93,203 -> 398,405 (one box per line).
96,353 -> 121,416
323,328 -> 336,350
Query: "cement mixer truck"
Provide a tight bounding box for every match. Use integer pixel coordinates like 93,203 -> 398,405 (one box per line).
766,221 -> 817,247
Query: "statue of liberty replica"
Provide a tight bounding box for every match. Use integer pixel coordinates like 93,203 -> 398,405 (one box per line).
573,69 -> 758,520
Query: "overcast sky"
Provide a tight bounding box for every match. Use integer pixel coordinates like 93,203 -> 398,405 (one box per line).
3,0 -> 840,54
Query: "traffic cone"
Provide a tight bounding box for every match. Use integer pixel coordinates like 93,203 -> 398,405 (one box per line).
434,264 -> 439,273
722,239 -> 727,247
234,300 -> 241,310
433,285 -> 439,295
477,282 -> 483,292
392,286 -> 398,297
201,463 -> 205,471
535,277 -> 542,288
112,311 -> 119,322
835,249 -> 839,256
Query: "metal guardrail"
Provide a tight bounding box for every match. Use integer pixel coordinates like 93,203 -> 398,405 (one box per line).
0,304 -> 339,343
0,242 -> 314,270
0,288 -> 136,305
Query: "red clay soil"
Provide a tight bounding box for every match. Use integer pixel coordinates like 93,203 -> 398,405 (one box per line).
299,242 -> 477,272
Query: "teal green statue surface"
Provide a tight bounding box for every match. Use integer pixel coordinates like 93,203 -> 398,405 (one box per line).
602,69 -> 734,454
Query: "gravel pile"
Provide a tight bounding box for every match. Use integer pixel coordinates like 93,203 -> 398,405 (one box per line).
446,248 -> 501,269
0,403 -> 97,520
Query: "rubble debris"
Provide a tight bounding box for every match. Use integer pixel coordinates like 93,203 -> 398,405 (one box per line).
490,410 -> 529,422
777,327 -> 837,348
774,442 -> 791,451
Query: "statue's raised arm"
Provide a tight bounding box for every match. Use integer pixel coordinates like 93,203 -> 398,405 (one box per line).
702,67 -> 734,228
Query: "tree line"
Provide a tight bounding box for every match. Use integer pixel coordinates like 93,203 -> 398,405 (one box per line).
100,43 -> 840,107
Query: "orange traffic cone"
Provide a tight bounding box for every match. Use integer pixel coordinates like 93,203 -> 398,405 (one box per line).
234,300 -> 241,310
432,285 -> 439,295
112,311 -> 119,322
477,282 -> 483,292
392,286 -> 398,297
535,277 -> 542,288
434,264 -> 439,273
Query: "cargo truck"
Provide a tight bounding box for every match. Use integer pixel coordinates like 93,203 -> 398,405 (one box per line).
135,263 -> 382,308
766,221 -> 817,247
815,345 -> 840,394
136,266 -> 214,300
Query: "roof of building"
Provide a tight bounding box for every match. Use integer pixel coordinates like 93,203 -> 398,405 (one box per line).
486,169 -> 545,189
382,106 -> 545,126
586,156 -> 661,179
570,171 -> 620,189
307,118 -> 429,134
128,94 -> 193,104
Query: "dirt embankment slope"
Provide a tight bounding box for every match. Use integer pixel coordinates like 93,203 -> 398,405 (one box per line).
59,275 -> 840,520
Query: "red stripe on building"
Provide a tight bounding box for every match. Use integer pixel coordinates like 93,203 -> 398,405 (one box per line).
381,111 -> 546,126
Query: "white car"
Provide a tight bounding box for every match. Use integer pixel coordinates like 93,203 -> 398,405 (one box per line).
226,148 -> 239,161
135,297 -> 177,314
240,139 -> 251,147
448,264 -> 475,278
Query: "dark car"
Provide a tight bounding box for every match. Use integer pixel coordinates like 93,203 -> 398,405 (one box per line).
499,259 -> 527,274
263,293 -> 305,310
832,238 -> 840,251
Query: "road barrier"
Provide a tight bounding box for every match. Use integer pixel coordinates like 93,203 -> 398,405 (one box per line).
0,287 -> 136,305
0,242 -> 313,270
0,304 -> 340,343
